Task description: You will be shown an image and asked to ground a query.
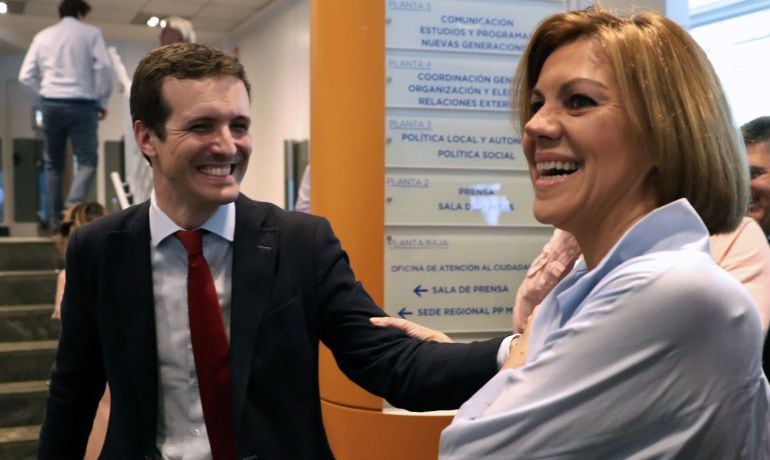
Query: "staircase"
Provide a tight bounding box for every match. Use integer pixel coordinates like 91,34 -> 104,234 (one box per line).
0,237 -> 62,459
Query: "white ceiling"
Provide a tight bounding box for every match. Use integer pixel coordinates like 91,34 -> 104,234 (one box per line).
0,0 -> 278,53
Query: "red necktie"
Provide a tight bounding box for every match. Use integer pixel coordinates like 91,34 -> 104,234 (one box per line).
176,230 -> 237,460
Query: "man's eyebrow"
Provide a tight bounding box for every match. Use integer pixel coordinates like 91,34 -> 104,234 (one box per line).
183,115 -> 215,123
182,114 -> 250,124
750,165 -> 767,174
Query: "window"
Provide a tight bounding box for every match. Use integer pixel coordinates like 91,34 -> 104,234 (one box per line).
689,0 -> 770,124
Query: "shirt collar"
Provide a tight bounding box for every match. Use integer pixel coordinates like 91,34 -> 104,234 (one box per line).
149,190 -> 235,247
553,198 -> 710,324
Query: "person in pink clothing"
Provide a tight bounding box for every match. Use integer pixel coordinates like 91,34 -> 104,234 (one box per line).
710,217 -> 770,334
511,228 -> 580,333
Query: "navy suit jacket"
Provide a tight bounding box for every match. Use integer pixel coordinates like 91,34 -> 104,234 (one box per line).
38,195 -> 502,459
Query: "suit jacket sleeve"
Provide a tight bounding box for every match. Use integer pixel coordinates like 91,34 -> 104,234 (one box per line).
311,216 -> 502,410
38,228 -> 107,458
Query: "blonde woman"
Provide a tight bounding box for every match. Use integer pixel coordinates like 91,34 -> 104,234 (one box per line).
439,8 -> 769,457
53,202 -> 106,319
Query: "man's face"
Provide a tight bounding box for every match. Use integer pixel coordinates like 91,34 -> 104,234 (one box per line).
747,141 -> 770,236
137,76 -> 251,223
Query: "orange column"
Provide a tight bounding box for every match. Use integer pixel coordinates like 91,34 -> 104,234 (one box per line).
310,1 -> 452,458
310,0 -> 383,412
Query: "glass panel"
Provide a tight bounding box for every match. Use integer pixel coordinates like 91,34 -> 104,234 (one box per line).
689,0 -> 739,12
690,9 -> 770,124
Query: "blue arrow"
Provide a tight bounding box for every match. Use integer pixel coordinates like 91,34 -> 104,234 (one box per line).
413,285 -> 428,297
398,307 -> 413,319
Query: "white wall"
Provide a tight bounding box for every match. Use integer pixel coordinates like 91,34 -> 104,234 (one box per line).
227,0 -> 310,207
0,54 -> 36,226
0,54 -> 35,140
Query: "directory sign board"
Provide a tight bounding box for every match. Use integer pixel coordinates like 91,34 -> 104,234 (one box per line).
384,0 -> 565,334
385,228 -> 551,332
386,115 -> 526,170
386,0 -> 565,56
386,55 -> 516,111
385,171 -> 540,226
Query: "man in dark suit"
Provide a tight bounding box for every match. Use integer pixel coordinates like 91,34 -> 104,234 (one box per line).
38,43 -> 502,459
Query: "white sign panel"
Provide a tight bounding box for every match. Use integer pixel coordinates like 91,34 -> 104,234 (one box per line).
385,171 -> 541,226
386,55 -> 517,111
386,115 -> 526,170
384,228 -> 551,332
386,0 -> 566,56
383,0 -> 566,336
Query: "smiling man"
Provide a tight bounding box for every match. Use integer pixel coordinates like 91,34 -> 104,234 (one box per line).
37,43 -> 503,460
743,116 -> 770,242
741,116 -> 770,380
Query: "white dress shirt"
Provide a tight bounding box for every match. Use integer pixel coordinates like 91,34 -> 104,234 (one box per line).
149,192 -> 235,460
18,16 -> 112,107
294,164 -> 311,212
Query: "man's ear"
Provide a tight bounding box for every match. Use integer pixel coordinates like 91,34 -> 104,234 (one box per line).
134,120 -> 157,160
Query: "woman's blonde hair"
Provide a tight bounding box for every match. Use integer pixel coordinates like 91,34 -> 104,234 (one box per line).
56,202 -> 106,256
513,7 -> 747,233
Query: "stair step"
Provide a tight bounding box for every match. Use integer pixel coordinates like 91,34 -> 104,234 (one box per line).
0,425 -> 38,460
0,381 -> 48,429
0,239 -> 59,458
0,237 -> 63,272
0,306 -> 59,342
0,341 -> 58,384
0,271 -> 58,306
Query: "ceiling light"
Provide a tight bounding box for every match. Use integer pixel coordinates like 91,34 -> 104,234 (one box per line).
160,19 -> 167,28
0,2 -> 8,14
147,16 -> 160,27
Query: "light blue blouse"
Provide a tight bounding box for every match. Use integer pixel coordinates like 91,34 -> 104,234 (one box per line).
440,199 -> 770,459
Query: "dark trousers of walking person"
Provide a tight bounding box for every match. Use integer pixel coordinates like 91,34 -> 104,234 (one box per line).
41,98 -> 98,231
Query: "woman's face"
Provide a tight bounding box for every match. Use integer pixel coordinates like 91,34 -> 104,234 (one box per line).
523,38 -> 656,243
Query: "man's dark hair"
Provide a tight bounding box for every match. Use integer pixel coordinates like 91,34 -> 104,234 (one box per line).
58,0 -> 91,18
130,42 -> 251,140
742,116 -> 770,146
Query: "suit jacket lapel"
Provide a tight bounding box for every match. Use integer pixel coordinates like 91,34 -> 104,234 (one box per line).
109,202 -> 158,443
230,196 -> 277,433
